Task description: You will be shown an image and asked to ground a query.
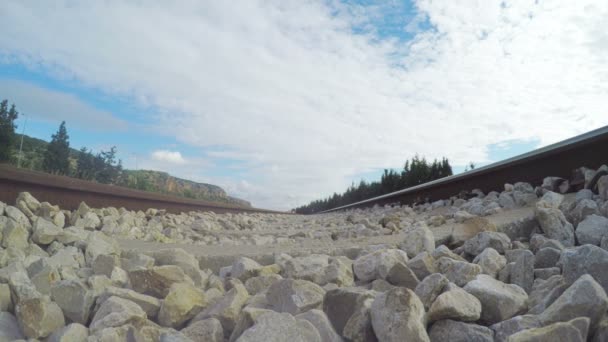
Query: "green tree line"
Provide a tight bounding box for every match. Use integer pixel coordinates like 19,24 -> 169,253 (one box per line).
294,156 -> 453,214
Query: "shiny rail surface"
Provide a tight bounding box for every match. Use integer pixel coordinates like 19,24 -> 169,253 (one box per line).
0,164 -> 284,214
322,125 -> 608,213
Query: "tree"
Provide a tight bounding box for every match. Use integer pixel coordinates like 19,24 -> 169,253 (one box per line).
76,147 -> 96,180
464,162 -> 476,172
95,146 -> 122,184
0,100 -> 19,162
42,121 -> 70,174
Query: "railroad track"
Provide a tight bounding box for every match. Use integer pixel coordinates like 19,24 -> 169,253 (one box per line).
0,164 -> 283,214
323,125 -> 608,212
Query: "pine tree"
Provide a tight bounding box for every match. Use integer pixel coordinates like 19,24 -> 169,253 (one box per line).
76,147 -> 96,180
42,121 -> 70,174
0,100 -> 19,162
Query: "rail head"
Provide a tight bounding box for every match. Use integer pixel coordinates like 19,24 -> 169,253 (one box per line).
320,124 -> 608,213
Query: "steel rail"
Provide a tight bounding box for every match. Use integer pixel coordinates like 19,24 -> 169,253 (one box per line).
0,164 -> 284,214
321,125 -> 608,213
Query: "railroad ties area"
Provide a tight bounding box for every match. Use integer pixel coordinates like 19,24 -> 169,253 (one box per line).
0,125 -> 608,341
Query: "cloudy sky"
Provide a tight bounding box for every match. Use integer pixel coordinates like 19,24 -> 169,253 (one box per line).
1,1 -> 607,210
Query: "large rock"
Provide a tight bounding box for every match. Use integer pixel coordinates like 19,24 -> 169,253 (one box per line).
231,257 -> 263,282
342,297 -> 377,342
0,312 -> 25,341
47,323 -> 89,342
509,317 -> 589,342
236,311 -> 321,342
129,265 -> 194,298
192,281 -> 249,336
96,286 -> 161,318
0,283 -> 12,312
31,217 -> 63,245
283,254 -> 329,284
527,275 -> 568,315
569,199 -> 599,226
324,256 -> 354,287
152,248 -> 205,287
598,175 -> 608,200
436,257 -> 482,287
385,262 -> 419,289
370,287 -> 429,342
296,309 -> 343,342
490,315 -> 541,342
353,249 -> 408,282
84,231 -> 120,265
535,207 -> 575,247
509,249 -> 534,293
407,252 -> 437,280
415,273 -> 449,310
16,192 -> 41,214
538,274 -> 608,329
400,225 -> 435,258
576,214 -> 608,246
323,287 -> 376,336
89,296 -> 147,333
159,282 -> 207,329
4,205 -> 31,230
463,274 -> 528,325
428,286 -> 481,323
16,297 -> 66,339
1,218 -> 29,249
245,274 -> 282,295
558,244 -> 608,294
51,279 -> 96,325
473,247 -> 507,278
428,319 -> 494,342
266,279 -> 325,315
229,307 -> 274,342
181,318 -> 223,342
534,247 -> 561,268
463,231 -> 511,256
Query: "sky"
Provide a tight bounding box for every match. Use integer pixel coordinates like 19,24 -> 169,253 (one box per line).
0,0 -> 607,210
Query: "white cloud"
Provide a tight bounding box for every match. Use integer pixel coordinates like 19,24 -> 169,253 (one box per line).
0,1 -> 607,209
151,150 -> 187,165
0,79 -> 127,130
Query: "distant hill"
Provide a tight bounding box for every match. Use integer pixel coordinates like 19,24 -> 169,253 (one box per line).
11,134 -> 251,207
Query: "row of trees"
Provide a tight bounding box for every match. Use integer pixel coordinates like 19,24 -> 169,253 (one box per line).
0,98 -> 123,184
294,156 -> 454,214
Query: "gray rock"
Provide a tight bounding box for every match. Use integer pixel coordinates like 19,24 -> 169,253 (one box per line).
0,312 -> 25,341
296,309 -> 343,342
490,315 -> 541,342
528,275 -> 568,314
509,317 -> 589,342
47,323 -> 89,342
84,232 -> 120,266
539,274 -> 608,329
499,193 -> 516,209
230,257 -> 263,282
322,287 -> 376,336
539,191 -> 564,209
400,225 -> 435,258
533,267 -> 561,280
236,311 -> 321,342
558,244 -> 608,294
509,249 -> 534,293
159,282 -> 207,329
535,207 -> 575,247
342,297 -> 377,342
576,214 -> 608,246
31,217 -> 62,245
324,256 -> 354,287
129,265 -> 194,298
428,319 -> 494,342
463,274 -> 528,325
431,245 -> 466,262
181,318 -> 223,342
436,257 -> 482,287
0,283 -> 12,312
26,258 -> 61,295
4,206 -> 31,230
464,231 -> 511,256
229,307 -> 274,342
371,287 -> 429,342
192,281 -> 249,336
51,279 -> 96,325
415,273 -> 449,310
428,286 -> 481,323
599,175 -> 608,200
96,286 -> 161,318
534,247 -> 561,268
1,218 -> 29,249
385,262 -> 419,289
15,296 -> 65,339
570,199 -> 600,226
89,296 -> 147,334
473,247 -> 507,278
266,279 -> 325,315
407,252 -> 437,280
283,254 -> 329,285
91,254 -> 120,277
353,249 -> 408,282
245,274 -> 282,295
592,316 -> 608,342
152,248 -> 205,287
